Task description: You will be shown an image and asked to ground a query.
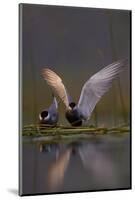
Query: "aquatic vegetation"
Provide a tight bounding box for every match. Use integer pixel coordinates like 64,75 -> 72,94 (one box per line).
22,124 -> 130,143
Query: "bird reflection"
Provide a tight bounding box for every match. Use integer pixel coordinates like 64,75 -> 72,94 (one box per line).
48,148 -> 72,191
38,139 -> 118,192
77,143 -> 118,186
39,143 -> 60,160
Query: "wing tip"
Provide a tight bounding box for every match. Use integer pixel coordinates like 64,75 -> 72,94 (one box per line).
42,67 -> 52,74
113,58 -> 129,67
42,67 -> 56,79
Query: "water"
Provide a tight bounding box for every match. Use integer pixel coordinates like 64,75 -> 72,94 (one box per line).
21,132 -> 131,195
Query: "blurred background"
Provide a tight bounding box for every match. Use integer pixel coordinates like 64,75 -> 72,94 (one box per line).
21,4 -> 130,127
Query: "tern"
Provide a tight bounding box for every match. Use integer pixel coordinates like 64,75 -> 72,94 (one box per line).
39,97 -> 58,125
42,59 -> 127,126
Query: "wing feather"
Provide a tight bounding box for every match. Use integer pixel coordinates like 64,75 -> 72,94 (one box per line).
42,68 -> 69,108
78,59 -> 127,119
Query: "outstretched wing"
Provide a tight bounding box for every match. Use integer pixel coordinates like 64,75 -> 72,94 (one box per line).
42,68 -> 69,108
77,59 -> 127,119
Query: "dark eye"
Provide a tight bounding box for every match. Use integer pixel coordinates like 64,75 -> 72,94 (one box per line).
69,102 -> 76,108
41,110 -> 48,118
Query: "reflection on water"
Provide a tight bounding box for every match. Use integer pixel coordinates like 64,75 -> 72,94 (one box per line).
22,133 -> 130,195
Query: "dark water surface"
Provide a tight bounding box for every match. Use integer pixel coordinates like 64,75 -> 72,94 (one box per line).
21,132 -> 130,195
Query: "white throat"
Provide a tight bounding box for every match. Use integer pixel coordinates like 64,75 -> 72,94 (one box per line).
72,106 -> 77,111
44,113 -> 50,120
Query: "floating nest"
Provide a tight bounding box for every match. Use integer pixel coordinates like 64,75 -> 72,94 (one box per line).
22,124 -> 130,142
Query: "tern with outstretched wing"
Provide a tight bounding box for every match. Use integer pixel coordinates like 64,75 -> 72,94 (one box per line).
42,59 -> 127,126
